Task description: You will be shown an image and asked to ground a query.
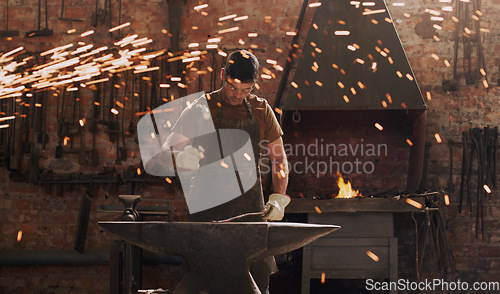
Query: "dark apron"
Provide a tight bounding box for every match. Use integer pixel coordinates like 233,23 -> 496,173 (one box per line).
186,90 -> 278,292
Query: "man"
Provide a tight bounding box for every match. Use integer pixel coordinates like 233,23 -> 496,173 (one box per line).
164,50 -> 290,293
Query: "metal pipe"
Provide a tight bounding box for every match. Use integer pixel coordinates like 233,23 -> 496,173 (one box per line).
0,249 -> 182,266
407,110 -> 427,191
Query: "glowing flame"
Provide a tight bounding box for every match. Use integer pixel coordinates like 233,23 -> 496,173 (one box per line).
335,173 -> 361,198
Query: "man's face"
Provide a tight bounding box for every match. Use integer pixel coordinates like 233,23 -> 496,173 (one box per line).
222,77 -> 255,105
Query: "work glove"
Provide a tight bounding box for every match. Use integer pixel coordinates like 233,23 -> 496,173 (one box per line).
263,193 -> 291,221
175,145 -> 205,170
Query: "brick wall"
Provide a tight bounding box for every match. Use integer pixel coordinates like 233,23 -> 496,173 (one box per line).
1,0 -> 499,293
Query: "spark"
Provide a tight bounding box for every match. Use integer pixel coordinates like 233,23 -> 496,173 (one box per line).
434,133 -> 442,143
480,68 -> 486,76
385,93 -> 392,103
234,15 -> 249,21
206,44 -> 218,49
219,14 -> 237,21
194,4 -> 208,10
273,64 -> 283,71
261,74 -> 272,79
243,153 -> 252,161
279,169 -> 286,178
392,2 -> 405,6
0,115 -> 15,122
218,27 -> 239,34
165,177 -> 173,184
406,74 -> 414,81
208,37 -> 221,43
406,198 -> 422,209
396,71 -> 403,78
291,81 -> 298,88
483,80 -> 489,88
362,9 -> 386,15
356,58 -> 365,64
375,123 -> 383,131
248,33 -> 258,37
426,91 -> 432,101
334,31 -> 350,36
426,9 -> 441,16
111,108 -> 119,115
433,35 -> 441,41
358,82 -> 365,89
406,139 -> 413,146
286,31 -> 297,36
312,23 -> 319,30
444,194 -> 450,205
338,82 -> 345,88
483,185 -> 491,193
182,56 -> 201,63
80,30 -> 95,37
3,46 -> 24,58
188,42 -> 199,48
366,251 -> 379,262
309,2 -> 322,7
0,124 -> 9,129
137,168 -> 142,175
67,29 -> 76,34
109,22 -> 131,32
220,160 -> 229,168
79,119 -> 85,127
133,66 -> 160,74
347,45 -> 356,51
444,60 -> 451,67
343,95 -> 350,103
314,206 -> 322,214
17,231 -> 23,242
321,273 -> 326,284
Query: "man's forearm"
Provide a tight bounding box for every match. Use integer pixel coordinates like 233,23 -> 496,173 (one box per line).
271,159 -> 289,194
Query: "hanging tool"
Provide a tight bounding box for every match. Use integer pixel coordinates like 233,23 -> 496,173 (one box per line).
458,131 -> 468,213
78,91 -> 88,164
0,0 -> 19,37
91,85 -> 100,166
58,0 -> 83,22
25,0 -> 53,37
28,92 -> 41,183
91,0 -> 99,27
447,141 -> 455,192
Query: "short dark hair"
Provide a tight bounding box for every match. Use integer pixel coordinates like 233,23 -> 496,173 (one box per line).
224,50 -> 259,83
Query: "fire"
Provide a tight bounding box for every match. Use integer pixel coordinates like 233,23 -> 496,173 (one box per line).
335,173 -> 361,198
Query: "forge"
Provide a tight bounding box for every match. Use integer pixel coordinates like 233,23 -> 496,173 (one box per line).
99,221 -> 340,294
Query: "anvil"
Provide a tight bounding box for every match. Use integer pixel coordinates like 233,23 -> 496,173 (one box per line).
99,221 -> 340,294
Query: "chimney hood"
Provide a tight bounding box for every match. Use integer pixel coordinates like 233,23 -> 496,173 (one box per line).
280,0 -> 426,111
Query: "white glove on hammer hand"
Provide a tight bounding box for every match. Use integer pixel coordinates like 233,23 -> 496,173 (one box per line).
263,193 -> 291,221
175,145 -> 205,170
